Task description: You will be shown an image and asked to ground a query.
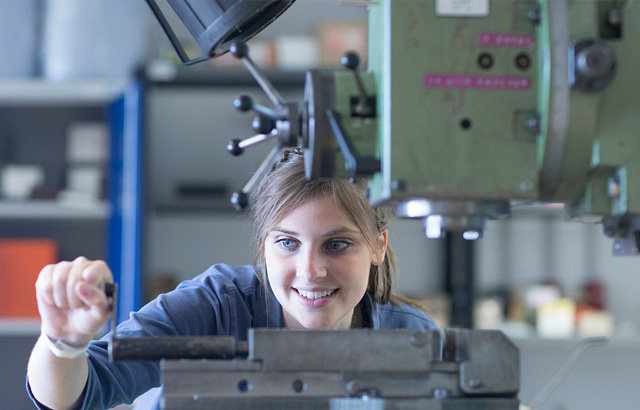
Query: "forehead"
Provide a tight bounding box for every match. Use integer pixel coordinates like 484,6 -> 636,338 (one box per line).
272,196 -> 359,231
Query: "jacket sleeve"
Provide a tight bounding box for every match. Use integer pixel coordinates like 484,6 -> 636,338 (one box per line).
27,264 -> 254,410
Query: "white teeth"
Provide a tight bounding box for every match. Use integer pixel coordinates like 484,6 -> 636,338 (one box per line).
296,289 -> 336,300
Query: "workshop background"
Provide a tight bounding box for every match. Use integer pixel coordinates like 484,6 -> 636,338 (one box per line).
1,1 -> 639,409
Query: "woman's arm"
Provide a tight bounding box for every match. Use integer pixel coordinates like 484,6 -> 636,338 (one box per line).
27,257 -> 112,410
28,336 -> 90,410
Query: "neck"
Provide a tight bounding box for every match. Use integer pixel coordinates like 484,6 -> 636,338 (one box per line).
351,303 -> 362,328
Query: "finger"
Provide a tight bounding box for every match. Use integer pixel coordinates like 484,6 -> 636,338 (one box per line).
67,257 -> 92,309
35,264 -> 56,307
75,282 -> 110,314
81,260 -> 113,287
51,261 -> 73,309
74,282 -> 112,337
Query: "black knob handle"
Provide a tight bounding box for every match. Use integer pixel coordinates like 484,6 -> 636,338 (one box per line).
233,95 -> 253,112
227,139 -> 244,156
252,115 -> 275,134
340,52 -> 360,70
229,42 -> 249,58
339,51 -> 375,118
231,192 -> 249,210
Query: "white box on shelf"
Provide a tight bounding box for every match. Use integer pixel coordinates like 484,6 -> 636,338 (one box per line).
0,165 -> 44,200
274,36 -> 318,69
66,122 -> 108,163
67,166 -> 104,197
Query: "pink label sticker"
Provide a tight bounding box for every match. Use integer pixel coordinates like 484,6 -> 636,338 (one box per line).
478,32 -> 535,48
423,74 -> 531,90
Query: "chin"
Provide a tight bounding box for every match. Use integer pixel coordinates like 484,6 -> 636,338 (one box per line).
298,316 -> 339,329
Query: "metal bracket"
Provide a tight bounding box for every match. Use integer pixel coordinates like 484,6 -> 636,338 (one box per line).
144,0 -> 209,66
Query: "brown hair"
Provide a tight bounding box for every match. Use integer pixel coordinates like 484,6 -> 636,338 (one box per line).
250,149 -> 408,306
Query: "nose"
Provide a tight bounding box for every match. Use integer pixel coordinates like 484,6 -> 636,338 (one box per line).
296,247 -> 327,282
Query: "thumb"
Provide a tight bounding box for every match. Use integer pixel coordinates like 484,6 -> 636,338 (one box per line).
75,281 -> 109,311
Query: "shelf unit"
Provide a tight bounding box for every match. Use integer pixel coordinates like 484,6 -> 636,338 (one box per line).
0,318 -> 41,336
0,78 -> 128,105
0,78 -> 131,327
0,199 -> 109,220
0,79 -> 126,219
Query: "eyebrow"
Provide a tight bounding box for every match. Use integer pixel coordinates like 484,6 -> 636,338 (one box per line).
270,226 -> 362,237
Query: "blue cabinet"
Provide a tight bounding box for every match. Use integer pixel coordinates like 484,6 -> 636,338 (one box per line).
108,80 -> 145,322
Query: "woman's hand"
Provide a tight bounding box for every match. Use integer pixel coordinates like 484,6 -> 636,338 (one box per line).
35,256 -> 113,346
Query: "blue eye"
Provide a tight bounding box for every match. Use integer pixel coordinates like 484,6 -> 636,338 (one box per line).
326,240 -> 349,252
277,238 -> 298,250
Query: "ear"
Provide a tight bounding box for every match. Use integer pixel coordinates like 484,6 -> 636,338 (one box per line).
371,230 -> 388,266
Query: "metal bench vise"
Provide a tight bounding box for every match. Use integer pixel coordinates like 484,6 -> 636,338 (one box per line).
147,328 -> 520,409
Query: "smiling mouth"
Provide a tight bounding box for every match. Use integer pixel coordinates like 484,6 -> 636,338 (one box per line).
295,288 -> 337,300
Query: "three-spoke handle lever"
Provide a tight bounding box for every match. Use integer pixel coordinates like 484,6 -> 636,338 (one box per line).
225,42 -> 300,211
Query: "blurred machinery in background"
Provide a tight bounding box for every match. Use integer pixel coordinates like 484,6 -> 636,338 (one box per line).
148,0 -> 640,255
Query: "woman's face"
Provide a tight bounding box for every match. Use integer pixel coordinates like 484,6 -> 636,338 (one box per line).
264,196 -> 386,329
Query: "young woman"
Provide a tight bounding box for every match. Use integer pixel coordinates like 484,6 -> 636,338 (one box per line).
27,149 -> 437,410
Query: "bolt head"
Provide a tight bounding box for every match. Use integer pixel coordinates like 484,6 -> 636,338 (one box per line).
409,332 -> 428,347
391,179 -> 407,192
526,5 -> 541,25
520,180 -> 535,192
468,378 -> 483,388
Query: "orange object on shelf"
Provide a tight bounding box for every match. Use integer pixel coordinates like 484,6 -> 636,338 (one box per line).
0,239 -> 58,318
